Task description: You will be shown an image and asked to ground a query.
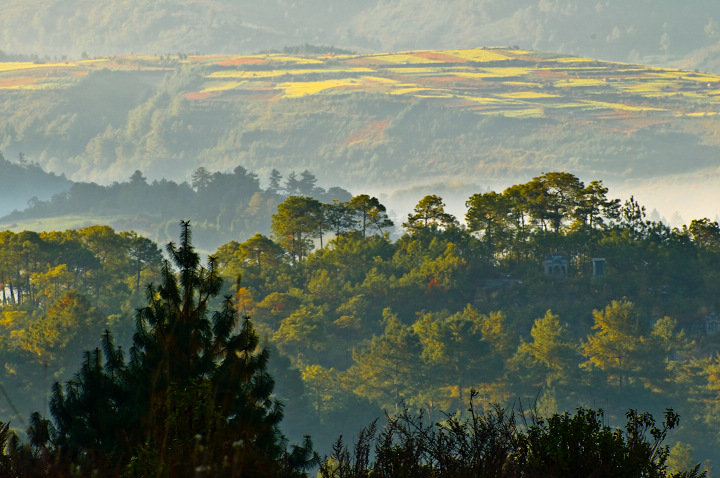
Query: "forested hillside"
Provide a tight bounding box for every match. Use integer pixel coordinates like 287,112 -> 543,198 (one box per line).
0,167 -> 351,252
0,153 -> 70,215
2,47 -> 720,223
3,172 -> 720,470
2,0 -> 720,72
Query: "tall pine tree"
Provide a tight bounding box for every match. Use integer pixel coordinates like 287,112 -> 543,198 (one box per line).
23,221 -> 316,477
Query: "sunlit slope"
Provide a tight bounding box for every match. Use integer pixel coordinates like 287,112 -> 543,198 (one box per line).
195,48 -> 720,121
3,48 -> 719,120
1,47 -> 720,194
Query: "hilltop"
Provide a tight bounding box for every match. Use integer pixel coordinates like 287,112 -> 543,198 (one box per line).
2,0 -> 720,73
0,154 -> 71,214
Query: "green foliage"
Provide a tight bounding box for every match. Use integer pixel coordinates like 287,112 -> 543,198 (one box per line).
4,221 -> 317,476
404,195 -> 457,233
197,174 -> 720,463
514,408 -> 688,478
347,195 -> 394,238
351,309 -> 426,411
9,172 -> 720,465
271,196 -> 324,264
3,165 -> 352,253
511,310 -> 577,388
319,395 -> 702,478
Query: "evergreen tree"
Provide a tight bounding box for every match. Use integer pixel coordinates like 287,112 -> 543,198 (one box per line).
271,196 -> 324,264
347,195 -> 393,238
404,194 -> 457,233
22,221 -> 317,477
191,166 -> 212,192
466,191 -> 513,248
268,169 -> 283,196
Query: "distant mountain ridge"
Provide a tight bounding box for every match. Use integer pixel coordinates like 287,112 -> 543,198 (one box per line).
3,1 -> 720,73
0,154 -> 71,217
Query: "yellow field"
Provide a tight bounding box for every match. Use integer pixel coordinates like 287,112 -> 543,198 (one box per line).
72,59 -> 111,65
583,100 -> 665,112
455,68 -> 532,80
616,82 -> 670,93
544,66 -> 609,70
189,48 -> 720,119
461,96 -> 509,104
485,67 -> 533,77
3,47 -> 720,123
280,78 -> 363,97
0,61 -> 74,72
502,81 -> 542,87
444,49 -> 513,62
498,91 -> 560,99
553,57 -> 598,63
682,74 -> 720,83
258,55 -> 323,64
374,53 -> 439,64
501,108 -> 545,117
554,78 -> 607,87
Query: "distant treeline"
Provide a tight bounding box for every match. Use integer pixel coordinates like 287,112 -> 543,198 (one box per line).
1,166 -> 352,250
1,0 -> 718,71
0,153 -> 71,216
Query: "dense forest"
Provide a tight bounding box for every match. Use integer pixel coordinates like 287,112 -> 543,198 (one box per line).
2,171 -> 720,475
0,167 -> 351,252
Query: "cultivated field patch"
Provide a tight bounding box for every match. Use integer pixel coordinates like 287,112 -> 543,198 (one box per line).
3,47 -> 720,131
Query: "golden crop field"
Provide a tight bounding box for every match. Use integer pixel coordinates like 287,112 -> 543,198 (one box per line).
0,62 -> 64,72
462,96 -> 507,104
443,49 -> 514,62
553,57 -> 598,63
582,100 -> 665,112
3,47 -> 720,125
553,78 -> 608,87
498,91 -> 560,99
502,108 -> 545,118
279,79 -> 364,98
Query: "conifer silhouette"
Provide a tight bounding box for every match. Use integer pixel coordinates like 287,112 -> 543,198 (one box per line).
25,221 -> 316,477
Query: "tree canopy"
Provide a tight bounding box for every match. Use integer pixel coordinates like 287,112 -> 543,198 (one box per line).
2,221 -> 317,476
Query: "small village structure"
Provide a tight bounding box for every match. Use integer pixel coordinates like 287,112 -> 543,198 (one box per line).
544,253 -> 568,278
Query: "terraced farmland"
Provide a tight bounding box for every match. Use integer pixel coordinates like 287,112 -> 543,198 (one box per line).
176,47 -> 720,128
3,47 -> 718,126
2,47 -> 720,221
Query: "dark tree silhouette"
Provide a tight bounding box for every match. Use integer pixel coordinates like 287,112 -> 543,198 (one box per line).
17,221 -> 317,477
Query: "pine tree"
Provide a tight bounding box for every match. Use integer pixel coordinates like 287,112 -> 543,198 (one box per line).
24,221 -> 316,477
